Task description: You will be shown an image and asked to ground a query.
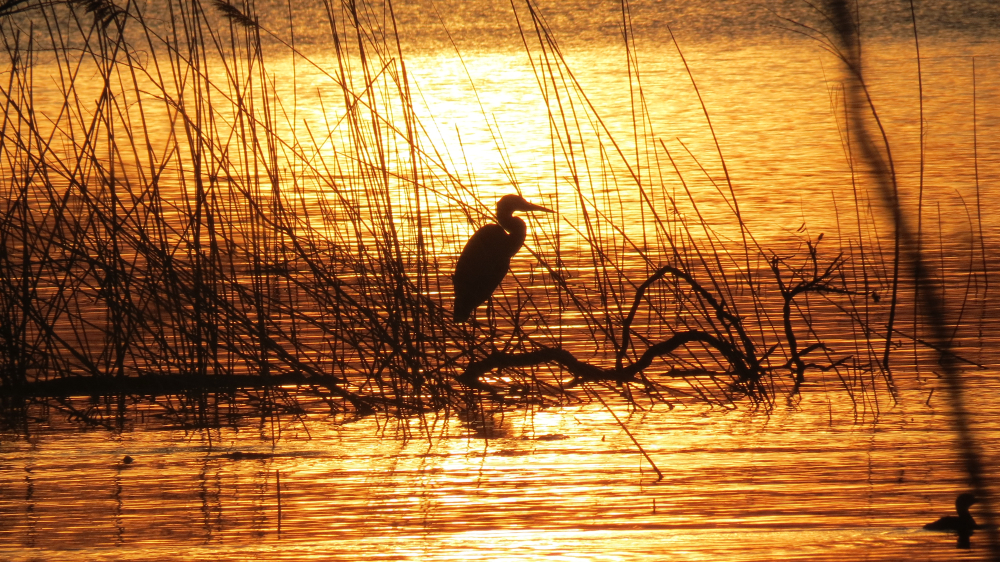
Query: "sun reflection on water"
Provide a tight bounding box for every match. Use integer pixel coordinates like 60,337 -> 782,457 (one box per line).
3,379 -> 999,560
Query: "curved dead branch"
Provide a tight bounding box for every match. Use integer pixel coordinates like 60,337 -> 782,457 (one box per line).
460,329 -> 752,389
616,265 -> 761,381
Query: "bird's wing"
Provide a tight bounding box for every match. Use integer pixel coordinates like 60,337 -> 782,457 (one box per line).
453,224 -> 515,312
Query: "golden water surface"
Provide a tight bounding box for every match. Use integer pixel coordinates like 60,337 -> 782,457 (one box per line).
2,380 -> 1000,561
2,0 -> 999,559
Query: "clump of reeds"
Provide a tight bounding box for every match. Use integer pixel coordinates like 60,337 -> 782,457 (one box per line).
0,0 -> 984,433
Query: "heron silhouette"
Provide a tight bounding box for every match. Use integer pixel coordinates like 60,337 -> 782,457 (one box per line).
452,194 -> 553,322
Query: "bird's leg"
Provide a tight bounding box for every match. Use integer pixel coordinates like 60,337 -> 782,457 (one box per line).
507,296 -> 532,349
464,313 -> 480,345
464,313 -> 495,359
499,305 -> 528,355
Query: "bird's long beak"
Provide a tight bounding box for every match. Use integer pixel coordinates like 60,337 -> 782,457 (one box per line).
524,201 -> 555,214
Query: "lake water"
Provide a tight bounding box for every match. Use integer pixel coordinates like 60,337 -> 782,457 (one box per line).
3,380 -> 1000,561
2,0 -> 999,559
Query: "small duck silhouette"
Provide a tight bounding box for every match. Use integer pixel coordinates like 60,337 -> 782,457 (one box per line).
924,493 -> 978,535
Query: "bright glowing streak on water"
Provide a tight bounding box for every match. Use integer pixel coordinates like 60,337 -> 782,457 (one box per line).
4,381 -> 1000,560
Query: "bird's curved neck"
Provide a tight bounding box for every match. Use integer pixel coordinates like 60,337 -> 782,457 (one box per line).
498,215 -> 527,254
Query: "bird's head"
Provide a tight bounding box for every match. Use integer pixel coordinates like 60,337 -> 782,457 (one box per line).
496,194 -> 554,219
957,493 -> 978,511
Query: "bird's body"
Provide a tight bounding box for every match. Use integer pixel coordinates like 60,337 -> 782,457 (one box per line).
924,493 -> 978,534
452,195 -> 553,322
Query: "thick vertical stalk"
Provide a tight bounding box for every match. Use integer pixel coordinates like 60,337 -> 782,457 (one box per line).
826,0 -> 999,556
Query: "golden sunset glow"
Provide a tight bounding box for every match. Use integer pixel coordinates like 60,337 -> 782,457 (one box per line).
1,0 -> 998,560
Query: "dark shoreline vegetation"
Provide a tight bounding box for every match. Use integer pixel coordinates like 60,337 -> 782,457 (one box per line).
0,0 -> 990,441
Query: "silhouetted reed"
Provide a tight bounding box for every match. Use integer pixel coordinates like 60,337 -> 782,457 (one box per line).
788,0 -> 998,554
0,0 -> 987,434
